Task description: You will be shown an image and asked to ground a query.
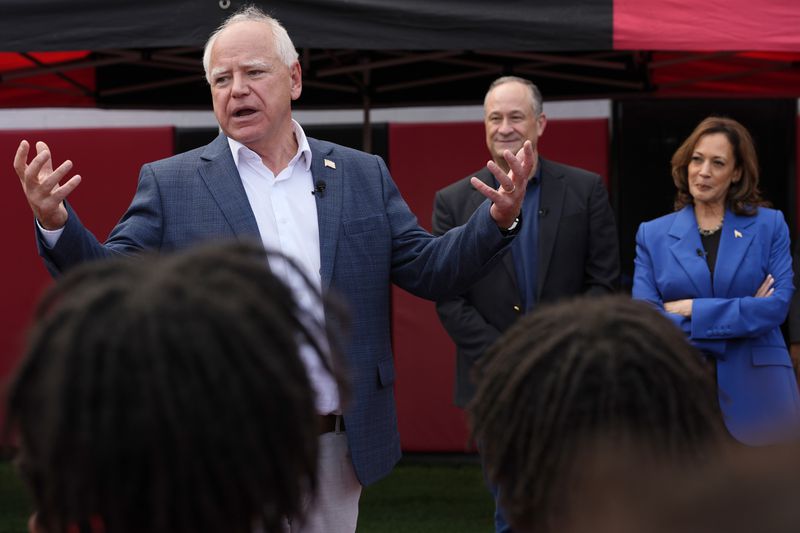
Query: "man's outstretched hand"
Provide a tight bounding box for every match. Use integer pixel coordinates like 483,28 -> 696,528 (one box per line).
14,140 -> 81,230
470,140 -> 535,230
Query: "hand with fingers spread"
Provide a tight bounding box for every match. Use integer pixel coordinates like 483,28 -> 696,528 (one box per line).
470,140 -> 535,230
14,140 -> 82,230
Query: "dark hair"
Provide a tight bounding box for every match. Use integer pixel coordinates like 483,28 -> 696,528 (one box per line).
671,116 -> 769,215
5,240 -> 347,533
468,295 -> 725,532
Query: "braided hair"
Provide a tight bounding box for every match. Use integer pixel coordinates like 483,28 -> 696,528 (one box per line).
6,240 -> 347,533
469,295 -> 725,532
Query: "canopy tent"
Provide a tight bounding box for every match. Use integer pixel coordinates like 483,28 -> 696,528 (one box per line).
2,0 -> 798,52
0,0 -> 798,112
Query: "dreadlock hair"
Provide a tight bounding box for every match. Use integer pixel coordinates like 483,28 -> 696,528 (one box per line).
5,240 -> 348,533
468,294 -> 726,533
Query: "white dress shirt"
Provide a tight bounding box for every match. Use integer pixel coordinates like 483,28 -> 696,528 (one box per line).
228,121 -> 340,415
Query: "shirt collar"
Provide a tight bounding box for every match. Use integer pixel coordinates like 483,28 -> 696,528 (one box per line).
226,119 -> 312,172
531,158 -> 542,185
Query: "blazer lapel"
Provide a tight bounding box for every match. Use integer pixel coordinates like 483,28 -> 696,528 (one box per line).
668,206 -> 713,296
198,134 -> 260,238
309,138 -> 343,291
536,159 -> 565,298
472,168 -> 519,288
713,210 -> 756,297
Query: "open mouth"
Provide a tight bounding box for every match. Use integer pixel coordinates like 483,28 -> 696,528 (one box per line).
233,108 -> 257,118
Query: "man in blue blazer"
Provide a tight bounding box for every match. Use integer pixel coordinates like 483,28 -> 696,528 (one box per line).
13,6 -> 532,533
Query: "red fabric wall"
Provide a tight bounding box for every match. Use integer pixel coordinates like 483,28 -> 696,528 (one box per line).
389,119 -> 609,451
614,0 -> 800,51
0,128 -> 173,386
0,120 -> 611,452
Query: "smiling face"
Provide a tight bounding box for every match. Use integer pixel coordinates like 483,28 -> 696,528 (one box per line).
687,133 -> 741,209
484,81 -> 546,171
208,20 -> 301,157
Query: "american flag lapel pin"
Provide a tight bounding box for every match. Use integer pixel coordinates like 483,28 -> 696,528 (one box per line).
734,229 -> 743,238
324,159 -> 336,169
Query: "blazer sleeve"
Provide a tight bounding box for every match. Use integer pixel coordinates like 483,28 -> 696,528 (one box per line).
632,221 -> 727,355
583,176 -> 620,294
37,163 -> 164,276
380,157 -> 513,300
691,209 -> 794,340
432,188 -> 502,363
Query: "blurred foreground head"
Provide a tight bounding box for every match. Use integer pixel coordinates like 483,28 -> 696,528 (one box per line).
573,442 -> 800,533
6,241 -> 338,533
469,294 -> 726,532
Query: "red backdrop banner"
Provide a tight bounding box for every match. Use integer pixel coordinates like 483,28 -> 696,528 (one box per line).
0,128 -> 174,383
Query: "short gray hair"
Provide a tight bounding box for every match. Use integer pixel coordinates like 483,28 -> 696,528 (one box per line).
202,5 -> 299,83
485,76 -> 543,116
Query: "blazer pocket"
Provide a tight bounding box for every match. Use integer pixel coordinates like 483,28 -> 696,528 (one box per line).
377,356 -> 396,387
344,215 -> 383,235
751,346 -> 793,367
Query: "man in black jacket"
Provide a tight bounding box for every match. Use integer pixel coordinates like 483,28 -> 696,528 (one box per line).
432,76 -> 620,533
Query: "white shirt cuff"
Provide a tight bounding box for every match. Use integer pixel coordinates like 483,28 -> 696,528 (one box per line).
37,220 -> 64,249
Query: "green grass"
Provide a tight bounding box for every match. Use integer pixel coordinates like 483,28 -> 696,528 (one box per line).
0,462 -> 32,533
0,457 -> 493,533
359,458 -> 494,532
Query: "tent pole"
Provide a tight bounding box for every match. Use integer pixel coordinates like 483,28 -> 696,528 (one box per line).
362,61 -> 372,153
362,95 -> 372,154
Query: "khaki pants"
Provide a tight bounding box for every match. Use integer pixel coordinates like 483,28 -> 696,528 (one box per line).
285,430 -> 362,533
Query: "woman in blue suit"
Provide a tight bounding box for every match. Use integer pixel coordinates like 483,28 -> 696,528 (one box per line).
633,116 -> 800,445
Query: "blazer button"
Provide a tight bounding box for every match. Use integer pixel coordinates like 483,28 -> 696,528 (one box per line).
513,305 -> 521,312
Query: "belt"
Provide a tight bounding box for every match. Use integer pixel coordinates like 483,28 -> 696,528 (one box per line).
319,414 -> 345,434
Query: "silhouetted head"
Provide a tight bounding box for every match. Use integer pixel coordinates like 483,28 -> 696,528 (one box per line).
469,295 -> 725,532
7,240 -> 342,533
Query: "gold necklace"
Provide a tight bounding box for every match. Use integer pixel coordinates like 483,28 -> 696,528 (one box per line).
698,218 -> 723,236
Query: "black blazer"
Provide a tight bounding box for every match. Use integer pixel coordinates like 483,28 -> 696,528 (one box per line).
432,158 -> 620,406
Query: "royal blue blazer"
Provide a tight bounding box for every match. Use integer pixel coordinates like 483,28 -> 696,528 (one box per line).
633,205 -> 800,445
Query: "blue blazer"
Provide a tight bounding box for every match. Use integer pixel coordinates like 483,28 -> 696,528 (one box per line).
36,133 -> 513,485
633,205 -> 800,445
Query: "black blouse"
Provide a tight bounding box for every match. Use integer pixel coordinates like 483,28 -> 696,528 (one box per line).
700,229 -> 722,280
